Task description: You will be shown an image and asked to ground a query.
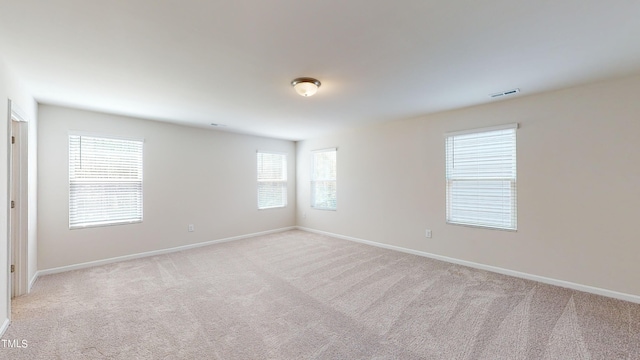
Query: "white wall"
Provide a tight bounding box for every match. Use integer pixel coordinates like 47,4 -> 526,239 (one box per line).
297,74 -> 640,297
38,105 -> 295,270
0,60 -> 37,331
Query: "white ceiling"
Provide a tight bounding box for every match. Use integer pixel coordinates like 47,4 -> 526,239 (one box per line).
1,1 -> 639,140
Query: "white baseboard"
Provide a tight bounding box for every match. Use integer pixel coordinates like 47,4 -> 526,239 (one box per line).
37,227 -> 296,277
0,318 -> 9,337
297,226 -> 640,304
29,272 -> 38,292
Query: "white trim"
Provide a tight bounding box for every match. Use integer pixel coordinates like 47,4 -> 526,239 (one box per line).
256,149 -> 287,155
445,122 -> 519,137
297,226 -> 640,304
0,318 -> 9,337
28,272 -> 38,292
9,120 -> 29,298
8,100 -> 26,122
6,99 -> 31,322
257,205 -> 287,211
311,147 -> 337,153
6,100 -> 11,322
67,130 -> 145,143
36,227 -> 295,276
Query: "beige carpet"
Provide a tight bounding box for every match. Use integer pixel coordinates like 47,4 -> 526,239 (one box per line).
2,230 -> 639,359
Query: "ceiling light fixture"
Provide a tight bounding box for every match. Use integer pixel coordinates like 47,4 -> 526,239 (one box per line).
291,77 -> 321,97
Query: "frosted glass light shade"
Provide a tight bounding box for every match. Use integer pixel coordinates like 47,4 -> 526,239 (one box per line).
291,78 -> 321,97
294,82 -> 318,97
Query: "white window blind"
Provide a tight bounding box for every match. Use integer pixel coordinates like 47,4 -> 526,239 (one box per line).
445,124 -> 517,230
69,135 -> 143,229
257,151 -> 287,209
311,148 -> 337,210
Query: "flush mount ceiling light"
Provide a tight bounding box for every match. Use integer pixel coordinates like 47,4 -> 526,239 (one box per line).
291,77 -> 321,97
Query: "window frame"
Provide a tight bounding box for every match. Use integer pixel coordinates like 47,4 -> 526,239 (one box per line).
68,133 -> 144,229
445,124 -> 518,231
256,150 -> 288,210
310,147 -> 337,211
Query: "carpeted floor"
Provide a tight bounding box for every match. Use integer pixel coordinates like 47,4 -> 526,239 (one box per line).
2,230 -> 639,359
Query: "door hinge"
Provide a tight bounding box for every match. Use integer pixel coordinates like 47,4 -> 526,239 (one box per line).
10,265 -> 14,273
11,200 -> 14,209
11,136 -> 15,144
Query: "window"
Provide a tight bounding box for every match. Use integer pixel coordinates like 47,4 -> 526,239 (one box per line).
311,148 -> 337,210
69,134 -> 143,229
257,151 -> 287,209
445,124 -> 517,230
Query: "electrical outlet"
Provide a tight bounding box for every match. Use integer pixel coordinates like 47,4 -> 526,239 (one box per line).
425,229 -> 432,238
188,224 -> 195,232
303,212 -> 307,219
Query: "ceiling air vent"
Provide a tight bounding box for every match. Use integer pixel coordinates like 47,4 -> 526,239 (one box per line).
490,88 -> 520,98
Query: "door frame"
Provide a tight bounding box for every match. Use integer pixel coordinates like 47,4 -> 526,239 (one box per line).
7,99 -> 29,306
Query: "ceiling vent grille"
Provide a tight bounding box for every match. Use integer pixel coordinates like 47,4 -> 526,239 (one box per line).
490,88 -> 520,98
